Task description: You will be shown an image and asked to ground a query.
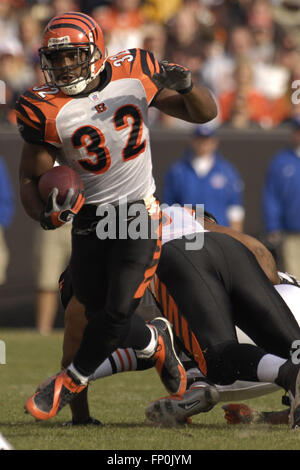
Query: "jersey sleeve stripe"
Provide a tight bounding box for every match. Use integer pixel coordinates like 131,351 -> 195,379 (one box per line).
15,95 -> 47,144
139,50 -> 161,81
23,90 -> 56,107
18,96 -> 46,128
15,100 -> 43,131
147,51 -> 158,76
15,111 -> 40,131
15,100 -> 39,127
139,49 -> 152,79
133,49 -> 161,104
129,48 -> 137,73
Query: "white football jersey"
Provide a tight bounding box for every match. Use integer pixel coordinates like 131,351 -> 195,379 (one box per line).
16,49 -> 161,205
161,205 -> 207,245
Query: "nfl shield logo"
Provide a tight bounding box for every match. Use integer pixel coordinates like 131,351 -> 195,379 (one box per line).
89,92 -> 101,104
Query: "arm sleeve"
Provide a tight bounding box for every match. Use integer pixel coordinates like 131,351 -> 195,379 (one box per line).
129,48 -> 163,105
14,90 -> 60,150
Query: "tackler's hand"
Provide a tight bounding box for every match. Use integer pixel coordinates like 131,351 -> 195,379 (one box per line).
152,60 -> 193,94
40,187 -> 85,230
222,403 -> 254,425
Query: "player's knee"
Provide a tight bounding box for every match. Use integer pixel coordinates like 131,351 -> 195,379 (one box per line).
205,340 -> 241,385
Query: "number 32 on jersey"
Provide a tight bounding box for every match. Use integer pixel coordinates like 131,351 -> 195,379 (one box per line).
71,104 -> 146,174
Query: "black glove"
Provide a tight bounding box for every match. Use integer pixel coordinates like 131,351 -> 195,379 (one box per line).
40,187 -> 85,230
152,60 -> 193,94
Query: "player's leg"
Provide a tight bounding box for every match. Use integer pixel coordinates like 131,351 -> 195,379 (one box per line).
58,264 -> 155,424
156,238 -> 276,386
71,206 -> 186,396
208,232 -> 300,358
26,203 -> 186,421
61,295 -> 95,425
191,282 -> 300,427
145,236 -> 300,426
155,235 -> 240,380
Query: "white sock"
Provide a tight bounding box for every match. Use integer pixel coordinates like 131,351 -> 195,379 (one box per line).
90,348 -> 138,381
67,362 -> 89,385
135,325 -> 157,359
257,354 -> 286,383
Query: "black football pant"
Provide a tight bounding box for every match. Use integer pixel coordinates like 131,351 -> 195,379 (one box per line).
70,203 -> 162,377
155,232 -> 300,385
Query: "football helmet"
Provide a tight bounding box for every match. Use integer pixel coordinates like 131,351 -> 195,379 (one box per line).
39,12 -> 106,95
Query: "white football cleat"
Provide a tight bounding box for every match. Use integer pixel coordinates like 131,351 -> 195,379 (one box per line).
145,381 -> 220,426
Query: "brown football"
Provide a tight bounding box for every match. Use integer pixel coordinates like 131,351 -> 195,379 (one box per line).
38,166 -> 84,204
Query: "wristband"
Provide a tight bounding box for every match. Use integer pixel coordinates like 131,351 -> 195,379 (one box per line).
177,82 -> 194,95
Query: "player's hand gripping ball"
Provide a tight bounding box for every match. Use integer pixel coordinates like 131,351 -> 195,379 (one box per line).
38,166 -> 85,230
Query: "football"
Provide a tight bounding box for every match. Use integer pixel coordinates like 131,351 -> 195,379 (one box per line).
38,165 -> 84,204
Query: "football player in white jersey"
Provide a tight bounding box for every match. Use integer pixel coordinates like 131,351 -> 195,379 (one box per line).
44,207 -> 300,428
16,13 -> 218,421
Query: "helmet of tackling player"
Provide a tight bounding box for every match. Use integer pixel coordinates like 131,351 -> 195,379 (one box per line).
39,12 -> 106,95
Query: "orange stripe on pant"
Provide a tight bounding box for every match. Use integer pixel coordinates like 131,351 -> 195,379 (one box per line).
134,209 -> 162,299
156,278 -> 207,376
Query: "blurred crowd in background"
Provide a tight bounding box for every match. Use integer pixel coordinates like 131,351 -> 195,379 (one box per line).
0,0 -> 300,130
1,0 -> 300,332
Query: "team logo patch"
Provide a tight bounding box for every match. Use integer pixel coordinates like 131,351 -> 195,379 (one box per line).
95,103 -> 107,113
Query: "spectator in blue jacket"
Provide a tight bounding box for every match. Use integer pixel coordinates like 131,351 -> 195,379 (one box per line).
263,118 -> 300,280
0,156 -> 14,285
163,125 -> 245,230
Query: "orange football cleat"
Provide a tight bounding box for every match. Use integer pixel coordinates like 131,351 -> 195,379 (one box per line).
26,369 -> 87,421
150,317 -> 187,396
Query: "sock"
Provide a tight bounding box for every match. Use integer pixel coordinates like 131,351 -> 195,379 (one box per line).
90,348 -> 138,381
275,360 -> 300,396
135,325 -> 157,359
257,354 -> 286,383
68,362 -> 89,385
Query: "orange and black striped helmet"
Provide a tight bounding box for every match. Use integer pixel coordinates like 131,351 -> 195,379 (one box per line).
39,12 -> 106,95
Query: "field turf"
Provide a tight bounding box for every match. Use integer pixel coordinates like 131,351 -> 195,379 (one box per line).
0,329 -> 299,451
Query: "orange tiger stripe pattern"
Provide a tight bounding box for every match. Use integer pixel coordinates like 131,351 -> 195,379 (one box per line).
153,276 -> 207,376
134,204 -> 162,299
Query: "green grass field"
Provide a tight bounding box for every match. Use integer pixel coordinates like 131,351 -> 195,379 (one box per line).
0,328 -> 300,451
